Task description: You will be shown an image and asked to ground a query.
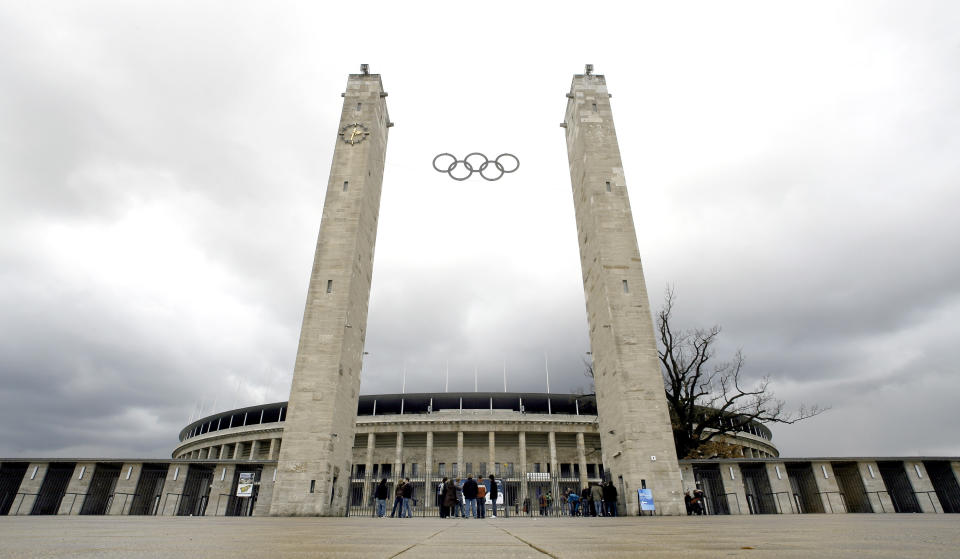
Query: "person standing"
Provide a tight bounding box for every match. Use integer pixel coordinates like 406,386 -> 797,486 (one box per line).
390,479 -> 405,518
374,478 -> 389,518
453,478 -> 465,518
603,481 -> 618,517
693,488 -> 706,515
568,489 -> 580,516
462,475 -> 478,518
581,486 -> 591,517
476,478 -> 487,518
685,491 -> 693,515
487,474 -> 498,518
442,477 -> 457,518
591,483 -> 604,517
401,477 -> 414,518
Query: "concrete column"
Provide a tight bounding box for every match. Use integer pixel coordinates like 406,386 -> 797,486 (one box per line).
519,432 -> 528,509
720,463 -> 748,515
11,463 -> 47,515
268,438 -> 278,460
58,462 -> 96,515
394,431 -> 404,481
765,462 -> 795,514
679,463 -> 696,494
210,464 -> 237,516
158,464 -> 189,516
232,443 -> 241,460
109,463 -> 143,515
249,440 -> 259,461
858,461 -> 895,513
362,433 -> 375,504
253,465 -> 277,516
548,431 -> 559,479
207,446 -> 217,460
218,445 -> 228,460
576,432 -> 589,489
905,460 -> 940,513
425,432 -> 434,507
456,431 -> 464,478
811,461 -> 846,513
488,432 -> 496,477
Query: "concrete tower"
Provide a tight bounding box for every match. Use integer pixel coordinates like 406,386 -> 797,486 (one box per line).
271,66 -> 390,516
562,66 -> 684,515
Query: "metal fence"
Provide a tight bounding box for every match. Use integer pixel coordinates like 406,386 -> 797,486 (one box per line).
345,473 -> 614,518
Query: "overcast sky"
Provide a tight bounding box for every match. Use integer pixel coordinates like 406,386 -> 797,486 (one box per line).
1,1 -> 958,460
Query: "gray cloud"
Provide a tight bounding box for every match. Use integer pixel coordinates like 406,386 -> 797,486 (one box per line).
1,1 -> 959,460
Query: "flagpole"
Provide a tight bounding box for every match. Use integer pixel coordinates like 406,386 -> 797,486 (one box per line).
544,351 -> 551,394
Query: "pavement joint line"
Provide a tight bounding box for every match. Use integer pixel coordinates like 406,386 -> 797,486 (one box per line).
494,524 -> 557,558
387,525 -> 449,558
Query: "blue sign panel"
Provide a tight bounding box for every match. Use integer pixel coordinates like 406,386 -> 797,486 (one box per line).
637,488 -> 655,511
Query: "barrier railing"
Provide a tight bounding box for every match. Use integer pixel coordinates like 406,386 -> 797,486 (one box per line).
816,491 -> 845,513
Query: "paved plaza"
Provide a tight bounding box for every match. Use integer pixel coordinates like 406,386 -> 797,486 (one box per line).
0,515 -> 958,558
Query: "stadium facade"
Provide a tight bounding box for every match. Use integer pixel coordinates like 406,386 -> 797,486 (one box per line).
1,67 -> 959,517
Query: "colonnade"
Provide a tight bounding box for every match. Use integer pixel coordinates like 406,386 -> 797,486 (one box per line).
358,429 -> 593,506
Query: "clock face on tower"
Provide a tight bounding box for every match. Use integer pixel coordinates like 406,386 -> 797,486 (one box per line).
339,122 -> 369,145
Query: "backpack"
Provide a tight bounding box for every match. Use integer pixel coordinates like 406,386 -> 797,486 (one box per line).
477,484 -> 486,498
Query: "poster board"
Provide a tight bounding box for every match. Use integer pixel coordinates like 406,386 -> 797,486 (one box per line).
637,488 -> 655,511
237,472 -> 255,497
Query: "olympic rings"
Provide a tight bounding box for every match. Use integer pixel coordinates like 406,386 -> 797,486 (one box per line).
432,153 -> 519,181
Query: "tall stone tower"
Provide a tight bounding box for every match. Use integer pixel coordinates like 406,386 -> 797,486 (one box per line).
562,66 -> 684,515
271,66 -> 390,516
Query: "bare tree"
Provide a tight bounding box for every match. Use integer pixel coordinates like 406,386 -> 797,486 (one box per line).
658,286 -> 826,458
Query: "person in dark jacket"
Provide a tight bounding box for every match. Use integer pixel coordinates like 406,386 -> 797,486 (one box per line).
487,474 -> 498,518
401,477 -> 414,518
390,479 -> 405,518
374,478 -> 389,518
438,477 -> 450,518
462,475 -> 479,518
602,481 -> 618,517
442,477 -> 457,518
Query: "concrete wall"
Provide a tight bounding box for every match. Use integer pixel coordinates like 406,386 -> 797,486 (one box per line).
858,461 -> 895,513
108,463 -> 144,515
58,462 -> 96,515
3,456 -> 958,516
10,463 -> 47,515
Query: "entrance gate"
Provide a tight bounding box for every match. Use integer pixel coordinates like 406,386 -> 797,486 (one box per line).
80,463 -> 121,515
877,461 -> 921,513
129,464 -> 167,515
0,462 -> 28,515
225,466 -> 262,516
924,460 -> 960,513
740,464 -> 777,514
831,462 -> 872,513
176,465 -> 214,516
786,463 -> 824,514
692,464 -> 730,515
31,462 -> 75,515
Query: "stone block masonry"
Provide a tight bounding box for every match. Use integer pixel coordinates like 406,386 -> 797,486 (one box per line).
270,69 -> 390,516
563,67 -> 684,515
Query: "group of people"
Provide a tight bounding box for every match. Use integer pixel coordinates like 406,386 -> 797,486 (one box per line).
374,476 -> 622,519
526,481 -> 619,517
437,474 -> 499,519
373,477 -> 414,518
684,489 -> 707,515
